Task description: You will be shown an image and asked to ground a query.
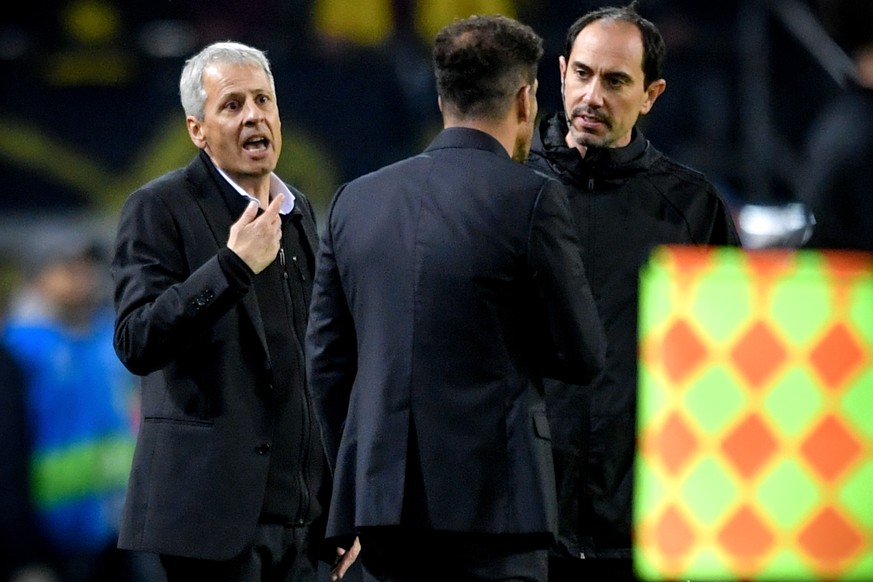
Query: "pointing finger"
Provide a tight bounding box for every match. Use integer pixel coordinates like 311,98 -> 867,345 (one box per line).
264,193 -> 285,217
235,200 -> 259,225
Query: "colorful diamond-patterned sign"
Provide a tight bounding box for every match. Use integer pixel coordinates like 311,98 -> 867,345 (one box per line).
634,245 -> 873,581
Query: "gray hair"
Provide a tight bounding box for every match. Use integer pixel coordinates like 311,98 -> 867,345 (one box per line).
179,41 -> 276,120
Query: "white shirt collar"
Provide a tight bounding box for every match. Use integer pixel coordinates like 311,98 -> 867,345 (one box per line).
214,166 -> 296,215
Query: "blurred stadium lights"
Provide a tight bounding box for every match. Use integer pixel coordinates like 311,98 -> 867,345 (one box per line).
136,20 -> 197,59
736,201 -> 816,249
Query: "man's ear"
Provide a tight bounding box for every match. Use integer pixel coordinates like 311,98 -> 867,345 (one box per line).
186,116 -> 206,148
515,84 -> 532,124
640,78 -> 667,115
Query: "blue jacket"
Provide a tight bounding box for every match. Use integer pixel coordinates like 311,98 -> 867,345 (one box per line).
2,308 -> 136,554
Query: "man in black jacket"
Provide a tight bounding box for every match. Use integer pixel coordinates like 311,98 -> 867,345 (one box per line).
525,3 -> 741,580
112,41 -> 357,581
307,14 -> 605,582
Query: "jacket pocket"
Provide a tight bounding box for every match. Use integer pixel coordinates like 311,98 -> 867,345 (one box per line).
533,410 -> 552,441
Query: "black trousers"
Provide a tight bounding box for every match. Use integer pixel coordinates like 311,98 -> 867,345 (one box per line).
548,555 -> 638,582
358,527 -> 548,582
160,523 -> 318,582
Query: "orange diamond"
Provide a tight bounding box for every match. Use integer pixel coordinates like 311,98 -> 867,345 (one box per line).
744,249 -> 795,282
721,413 -> 778,479
809,323 -> 864,389
654,504 -> 696,558
798,507 -> 863,564
670,245 -> 714,273
658,412 -> 699,475
718,504 -> 775,560
821,249 -> 872,278
730,321 -> 787,389
662,320 -> 708,384
800,415 -> 862,481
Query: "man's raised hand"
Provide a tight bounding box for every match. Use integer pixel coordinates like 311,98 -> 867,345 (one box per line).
227,194 -> 284,274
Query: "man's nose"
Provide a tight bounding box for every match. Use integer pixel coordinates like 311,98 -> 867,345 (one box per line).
242,100 -> 264,123
583,79 -> 605,107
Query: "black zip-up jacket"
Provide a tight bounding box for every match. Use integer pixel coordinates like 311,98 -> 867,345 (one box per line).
526,112 -> 741,558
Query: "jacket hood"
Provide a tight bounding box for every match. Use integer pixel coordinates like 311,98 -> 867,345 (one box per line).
528,112 -> 659,189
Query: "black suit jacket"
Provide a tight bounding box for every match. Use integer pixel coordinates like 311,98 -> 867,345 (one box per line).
112,151 -> 319,560
306,128 -> 605,542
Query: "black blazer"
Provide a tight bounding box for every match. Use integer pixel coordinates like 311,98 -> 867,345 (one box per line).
306,128 -> 605,541
112,151 -> 319,560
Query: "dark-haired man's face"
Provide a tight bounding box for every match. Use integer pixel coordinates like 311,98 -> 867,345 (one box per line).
559,19 -> 664,152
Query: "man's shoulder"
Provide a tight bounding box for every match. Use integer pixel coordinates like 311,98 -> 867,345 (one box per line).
646,150 -> 720,197
125,155 -> 208,203
142,166 -> 189,191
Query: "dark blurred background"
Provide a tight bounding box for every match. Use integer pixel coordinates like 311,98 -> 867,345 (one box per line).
0,0 -> 852,253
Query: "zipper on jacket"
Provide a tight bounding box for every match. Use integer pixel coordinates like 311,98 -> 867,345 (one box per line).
278,248 -> 289,281
289,250 -> 312,523
291,254 -> 306,282
278,242 -> 314,524
587,177 -> 595,191
281,242 -> 316,524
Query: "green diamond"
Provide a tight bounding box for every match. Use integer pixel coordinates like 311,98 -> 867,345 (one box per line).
685,547 -> 730,581
691,270 -> 751,343
757,459 -> 820,528
639,259 -> 674,339
756,548 -> 818,581
770,269 -> 832,345
637,366 -> 669,428
848,279 -> 873,345
842,368 -> 873,439
684,364 -> 746,435
681,457 -> 738,526
634,458 -> 666,519
840,460 -> 873,529
842,549 -> 873,581
763,366 -> 823,436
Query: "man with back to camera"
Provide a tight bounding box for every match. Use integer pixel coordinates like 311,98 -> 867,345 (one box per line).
111,41 -> 358,581
525,3 -> 741,580
306,14 -> 606,582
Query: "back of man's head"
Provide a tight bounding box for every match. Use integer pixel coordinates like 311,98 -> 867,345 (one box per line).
433,15 -> 543,122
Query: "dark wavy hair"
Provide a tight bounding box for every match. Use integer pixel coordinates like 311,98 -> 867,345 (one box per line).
563,1 -> 666,87
433,15 -> 544,121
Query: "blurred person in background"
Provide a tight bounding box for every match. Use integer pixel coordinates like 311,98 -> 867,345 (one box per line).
306,14 -> 605,582
796,0 -> 873,251
0,253 -> 46,582
111,41 -> 357,582
525,3 -> 740,580
1,236 -> 143,582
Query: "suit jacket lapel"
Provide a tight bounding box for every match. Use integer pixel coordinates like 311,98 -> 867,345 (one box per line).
185,152 -> 270,360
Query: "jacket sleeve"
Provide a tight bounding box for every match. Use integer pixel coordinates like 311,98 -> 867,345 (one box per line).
305,191 -> 358,470
528,179 -> 606,384
111,187 -> 251,376
707,184 -> 743,247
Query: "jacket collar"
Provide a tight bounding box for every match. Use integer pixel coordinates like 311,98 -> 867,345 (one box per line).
186,149 -> 312,230
529,112 -> 657,186
425,126 -> 510,159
